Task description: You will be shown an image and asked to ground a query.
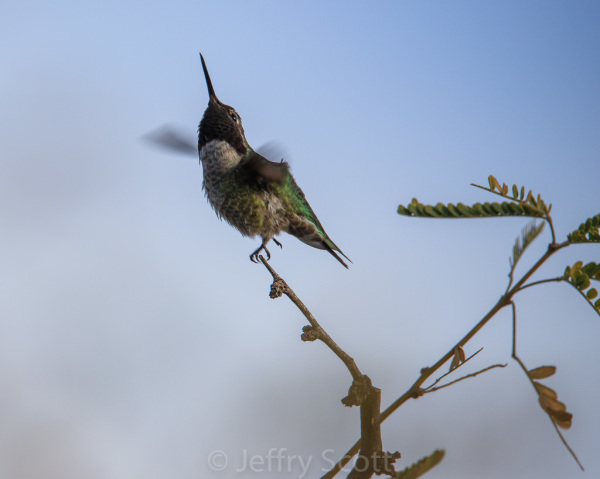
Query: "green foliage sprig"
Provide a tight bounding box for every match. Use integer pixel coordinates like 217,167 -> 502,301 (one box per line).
510,221 -> 545,270
397,175 -> 552,219
567,214 -> 600,243
564,261 -> 600,315
313,175 -> 596,479
397,198 -> 541,218
392,449 -> 445,479
390,175 -> 598,474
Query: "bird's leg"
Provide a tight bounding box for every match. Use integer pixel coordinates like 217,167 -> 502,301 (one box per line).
273,238 -> 283,249
250,241 -> 271,263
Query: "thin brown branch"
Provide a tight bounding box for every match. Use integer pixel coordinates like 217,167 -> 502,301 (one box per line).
324,240 -> 571,477
510,301 -> 583,470
517,277 -> 564,293
546,215 -> 557,245
511,301 -> 517,357
552,421 -> 584,471
259,255 -> 362,381
259,256 -> 397,479
565,281 -> 600,318
424,347 -> 484,392
322,450 -> 360,479
424,363 -> 507,393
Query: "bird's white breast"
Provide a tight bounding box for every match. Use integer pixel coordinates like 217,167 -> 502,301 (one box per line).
199,140 -> 242,173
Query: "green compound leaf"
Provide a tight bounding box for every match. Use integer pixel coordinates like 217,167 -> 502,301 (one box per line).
471,175 -> 551,217
398,176 -> 553,219
392,449 -> 445,479
567,214 -> 600,243
564,261 -> 600,317
397,198 -> 546,218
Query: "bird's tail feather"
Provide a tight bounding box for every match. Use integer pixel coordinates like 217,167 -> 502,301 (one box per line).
322,241 -> 351,269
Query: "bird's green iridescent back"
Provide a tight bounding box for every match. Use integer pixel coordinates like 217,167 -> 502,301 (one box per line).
274,175 -> 326,232
206,160 -> 338,251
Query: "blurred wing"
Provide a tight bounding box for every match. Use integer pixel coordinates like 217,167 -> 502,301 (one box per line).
142,124 -> 197,156
241,150 -> 290,183
256,141 -> 288,164
143,127 -> 288,170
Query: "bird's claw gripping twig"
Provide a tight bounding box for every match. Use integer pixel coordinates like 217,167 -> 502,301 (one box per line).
250,244 -> 271,263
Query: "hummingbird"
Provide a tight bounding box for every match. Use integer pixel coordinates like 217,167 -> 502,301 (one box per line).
197,53 -> 351,268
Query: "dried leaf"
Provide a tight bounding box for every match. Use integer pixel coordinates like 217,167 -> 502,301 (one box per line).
528,366 -> 556,380
552,410 -> 573,430
449,346 -> 466,372
539,394 -> 567,414
525,191 -> 534,203
494,176 -> 502,192
533,381 -> 557,399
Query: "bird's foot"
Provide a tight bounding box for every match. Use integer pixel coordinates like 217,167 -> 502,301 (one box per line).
273,238 -> 283,249
250,244 -> 271,263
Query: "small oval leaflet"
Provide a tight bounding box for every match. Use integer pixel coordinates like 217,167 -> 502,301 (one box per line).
528,366 -> 556,380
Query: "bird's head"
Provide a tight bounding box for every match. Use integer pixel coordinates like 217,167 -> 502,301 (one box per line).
198,54 -> 249,156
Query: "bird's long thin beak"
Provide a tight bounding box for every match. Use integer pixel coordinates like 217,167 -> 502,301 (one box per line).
200,53 -> 218,102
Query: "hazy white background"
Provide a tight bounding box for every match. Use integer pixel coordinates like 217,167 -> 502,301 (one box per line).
1,1 -> 599,478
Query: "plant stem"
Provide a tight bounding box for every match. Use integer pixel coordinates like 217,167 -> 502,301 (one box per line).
323,241 -> 569,478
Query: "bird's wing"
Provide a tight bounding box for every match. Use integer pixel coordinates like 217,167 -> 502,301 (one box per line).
142,125 -> 197,155
240,150 -> 290,184
284,176 -> 353,267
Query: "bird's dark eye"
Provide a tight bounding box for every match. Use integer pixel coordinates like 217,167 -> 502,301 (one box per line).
230,112 -> 238,122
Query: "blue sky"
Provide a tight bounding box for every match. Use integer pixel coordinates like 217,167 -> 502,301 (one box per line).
1,1 -> 599,478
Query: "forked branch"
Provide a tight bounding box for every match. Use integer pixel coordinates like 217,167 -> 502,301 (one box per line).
258,256 -> 400,478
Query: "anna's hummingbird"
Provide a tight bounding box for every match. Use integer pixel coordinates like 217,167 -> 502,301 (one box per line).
197,54 -> 351,268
